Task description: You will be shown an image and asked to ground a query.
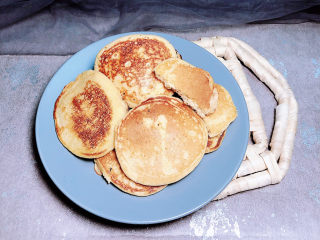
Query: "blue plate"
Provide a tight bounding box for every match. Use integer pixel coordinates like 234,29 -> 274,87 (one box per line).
35,32 -> 249,224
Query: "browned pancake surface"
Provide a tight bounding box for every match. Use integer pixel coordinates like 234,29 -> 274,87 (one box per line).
54,70 -> 127,158
95,35 -> 177,107
70,80 -> 111,149
206,130 -> 227,153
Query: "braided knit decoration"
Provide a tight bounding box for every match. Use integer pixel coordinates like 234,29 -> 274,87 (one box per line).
193,37 -> 298,200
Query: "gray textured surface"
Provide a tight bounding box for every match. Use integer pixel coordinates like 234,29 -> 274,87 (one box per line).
1,22 -> 320,239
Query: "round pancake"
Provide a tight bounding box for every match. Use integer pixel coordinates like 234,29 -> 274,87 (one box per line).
205,130 -> 227,153
115,96 -> 208,186
54,70 -> 128,158
94,151 -> 166,197
155,58 -> 219,117
203,84 -> 237,137
94,34 -> 178,108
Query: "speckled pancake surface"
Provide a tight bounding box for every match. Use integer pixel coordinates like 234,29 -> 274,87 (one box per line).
115,96 -> 208,186
54,70 -> 128,158
95,34 -> 178,108
205,130 -> 227,153
203,84 -> 237,137
95,151 -> 166,197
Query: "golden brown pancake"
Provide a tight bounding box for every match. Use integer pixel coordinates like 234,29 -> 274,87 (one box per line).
54,70 -> 128,158
205,130 -> 226,153
95,151 -> 166,196
203,84 -> 237,137
155,58 -> 218,117
94,34 -> 178,108
115,96 -> 208,186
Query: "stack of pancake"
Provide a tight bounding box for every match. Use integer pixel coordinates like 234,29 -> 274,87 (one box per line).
54,34 -> 237,197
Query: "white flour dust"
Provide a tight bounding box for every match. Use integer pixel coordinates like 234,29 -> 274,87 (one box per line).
189,203 -> 241,238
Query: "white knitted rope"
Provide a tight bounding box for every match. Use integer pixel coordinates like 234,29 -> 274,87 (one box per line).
193,37 -> 298,200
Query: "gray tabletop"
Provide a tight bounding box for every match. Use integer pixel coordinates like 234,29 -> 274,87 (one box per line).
1,22 -> 320,239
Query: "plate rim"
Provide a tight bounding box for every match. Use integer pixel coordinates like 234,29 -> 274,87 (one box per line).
35,31 -> 249,225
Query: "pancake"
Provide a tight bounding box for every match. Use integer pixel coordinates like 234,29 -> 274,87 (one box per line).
203,84 -> 237,137
54,70 -> 128,158
94,151 -> 166,196
155,58 -> 218,117
205,130 -> 226,153
94,34 -> 178,108
94,163 -> 102,176
115,96 -> 208,186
